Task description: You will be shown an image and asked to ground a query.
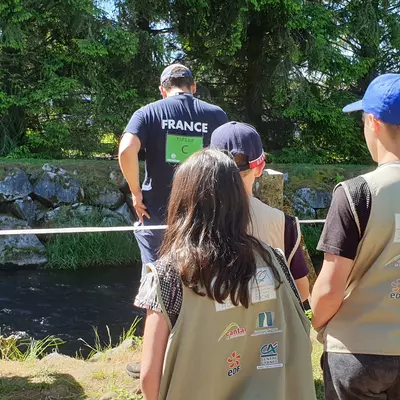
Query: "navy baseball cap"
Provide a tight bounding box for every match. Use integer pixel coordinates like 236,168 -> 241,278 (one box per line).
343,74 -> 400,125
160,64 -> 193,85
211,122 -> 265,171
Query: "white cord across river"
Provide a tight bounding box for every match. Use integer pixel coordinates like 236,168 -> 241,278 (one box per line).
0,219 -> 325,236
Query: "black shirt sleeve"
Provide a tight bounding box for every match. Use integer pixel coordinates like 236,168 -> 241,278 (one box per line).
124,108 -> 148,147
317,177 -> 372,260
284,215 -> 309,279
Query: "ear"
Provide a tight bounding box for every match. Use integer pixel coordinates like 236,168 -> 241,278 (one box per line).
368,114 -> 381,135
191,81 -> 197,95
254,161 -> 265,178
159,86 -> 167,99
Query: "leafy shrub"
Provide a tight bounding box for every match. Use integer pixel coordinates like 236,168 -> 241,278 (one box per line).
301,224 -> 324,259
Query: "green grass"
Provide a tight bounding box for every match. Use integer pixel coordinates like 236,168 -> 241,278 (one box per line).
45,211 -> 140,269
78,318 -> 142,360
301,224 -> 324,259
46,230 -> 140,270
46,229 -> 139,269
0,335 -> 65,361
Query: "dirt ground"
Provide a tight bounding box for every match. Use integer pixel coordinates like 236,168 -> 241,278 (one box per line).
0,338 -> 324,400
0,346 -> 142,400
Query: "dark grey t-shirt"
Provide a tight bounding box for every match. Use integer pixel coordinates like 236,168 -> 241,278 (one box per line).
125,94 -> 228,221
317,176 -> 372,260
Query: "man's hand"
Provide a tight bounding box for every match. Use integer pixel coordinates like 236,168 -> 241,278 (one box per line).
131,190 -> 150,224
119,133 -> 149,222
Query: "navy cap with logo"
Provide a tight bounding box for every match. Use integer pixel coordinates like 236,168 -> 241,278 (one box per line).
210,122 -> 265,171
343,73 -> 400,125
160,64 -> 193,86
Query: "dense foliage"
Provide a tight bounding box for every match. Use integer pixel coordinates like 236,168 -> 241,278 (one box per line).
1,0 -> 399,163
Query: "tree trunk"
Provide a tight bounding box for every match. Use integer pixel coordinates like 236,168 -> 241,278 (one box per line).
355,0 -> 380,94
245,19 -> 264,132
1,48 -> 27,153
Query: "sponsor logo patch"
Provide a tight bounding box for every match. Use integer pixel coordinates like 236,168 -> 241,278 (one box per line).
384,254 -> 400,267
251,311 -> 282,336
215,267 -> 276,312
218,323 -> 247,342
390,278 -> 400,299
257,342 -> 283,370
227,351 -> 241,377
394,214 -> 400,243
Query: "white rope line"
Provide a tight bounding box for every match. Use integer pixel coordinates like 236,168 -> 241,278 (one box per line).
0,225 -> 168,236
299,219 -> 326,224
0,220 -> 325,236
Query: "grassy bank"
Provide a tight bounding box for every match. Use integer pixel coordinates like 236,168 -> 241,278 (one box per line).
0,158 -> 141,269
0,159 -> 374,269
270,163 -> 374,195
0,335 -> 325,400
46,230 -> 140,270
44,210 -> 140,270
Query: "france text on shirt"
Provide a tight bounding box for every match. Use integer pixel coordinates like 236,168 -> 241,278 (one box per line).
161,119 -> 208,133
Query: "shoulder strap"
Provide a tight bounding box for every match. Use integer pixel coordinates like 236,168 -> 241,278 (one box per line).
338,182 -> 362,238
271,248 -> 304,309
286,216 -> 301,266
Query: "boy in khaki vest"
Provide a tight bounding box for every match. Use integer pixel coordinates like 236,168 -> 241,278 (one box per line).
210,122 -> 310,301
311,74 -> 400,399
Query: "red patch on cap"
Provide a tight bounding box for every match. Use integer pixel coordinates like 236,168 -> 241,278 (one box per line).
249,153 -> 265,169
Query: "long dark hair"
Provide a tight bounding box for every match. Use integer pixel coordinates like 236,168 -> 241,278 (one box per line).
159,148 -> 281,308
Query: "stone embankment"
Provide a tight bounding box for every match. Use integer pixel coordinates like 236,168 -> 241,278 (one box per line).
0,164 -> 134,269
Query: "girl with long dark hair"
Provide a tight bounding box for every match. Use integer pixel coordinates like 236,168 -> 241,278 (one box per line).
135,148 -> 316,400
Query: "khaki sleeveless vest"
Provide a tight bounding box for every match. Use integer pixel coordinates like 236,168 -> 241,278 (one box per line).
322,163 -> 400,355
151,247 -> 316,400
249,197 -> 300,264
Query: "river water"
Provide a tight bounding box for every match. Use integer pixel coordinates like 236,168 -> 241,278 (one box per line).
0,265 -> 144,356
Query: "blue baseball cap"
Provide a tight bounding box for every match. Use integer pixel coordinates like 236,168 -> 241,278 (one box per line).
343,74 -> 400,125
211,122 -> 265,171
160,64 -> 193,85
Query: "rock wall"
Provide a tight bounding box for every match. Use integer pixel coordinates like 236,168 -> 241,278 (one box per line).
254,169 -> 284,209
256,168 -> 319,286
0,164 -> 134,269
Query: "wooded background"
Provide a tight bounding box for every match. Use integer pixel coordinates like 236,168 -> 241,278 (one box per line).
1,0 -> 399,163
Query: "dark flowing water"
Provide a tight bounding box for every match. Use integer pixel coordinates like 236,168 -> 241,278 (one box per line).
0,265 -> 144,356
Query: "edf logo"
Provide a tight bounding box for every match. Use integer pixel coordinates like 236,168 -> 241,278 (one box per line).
227,351 -> 241,377
390,279 -> 400,299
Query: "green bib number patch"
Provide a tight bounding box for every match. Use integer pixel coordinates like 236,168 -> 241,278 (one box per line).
166,134 -> 203,163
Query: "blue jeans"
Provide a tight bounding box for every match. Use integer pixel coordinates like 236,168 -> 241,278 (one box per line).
323,352 -> 400,399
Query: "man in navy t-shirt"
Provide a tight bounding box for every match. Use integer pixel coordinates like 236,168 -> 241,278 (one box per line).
119,64 -> 228,279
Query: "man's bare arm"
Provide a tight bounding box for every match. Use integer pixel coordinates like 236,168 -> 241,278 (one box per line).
118,133 -> 150,223
311,253 -> 353,329
295,276 -> 310,303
